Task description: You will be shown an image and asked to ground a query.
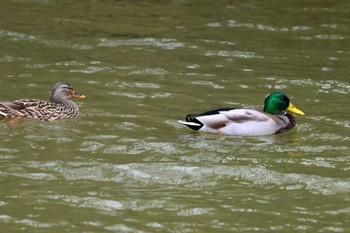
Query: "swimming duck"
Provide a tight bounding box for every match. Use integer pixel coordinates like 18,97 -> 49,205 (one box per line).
179,92 -> 305,136
0,82 -> 86,121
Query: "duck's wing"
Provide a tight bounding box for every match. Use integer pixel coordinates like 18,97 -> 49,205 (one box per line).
198,107 -> 238,116
179,108 -> 236,131
0,99 -> 55,120
0,99 -> 34,118
0,99 -> 42,110
221,109 -> 297,135
218,109 -> 271,123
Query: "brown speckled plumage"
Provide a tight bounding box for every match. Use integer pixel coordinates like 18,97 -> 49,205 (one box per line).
0,82 -> 85,121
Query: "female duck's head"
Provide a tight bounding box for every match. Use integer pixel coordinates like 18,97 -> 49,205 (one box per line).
50,82 -> 86,103
263,92 -> 305,115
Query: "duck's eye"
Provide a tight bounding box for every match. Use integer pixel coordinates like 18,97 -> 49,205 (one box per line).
281,96 -> 288,101
63,86 -> 73,91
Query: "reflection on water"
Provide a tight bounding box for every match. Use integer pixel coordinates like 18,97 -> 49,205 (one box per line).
1,0 -> 350,232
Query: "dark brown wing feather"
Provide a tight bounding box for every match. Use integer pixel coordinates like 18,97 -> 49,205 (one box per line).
0,99 -> 79,121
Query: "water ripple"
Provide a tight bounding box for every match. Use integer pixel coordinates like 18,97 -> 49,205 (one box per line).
276,78 -> 350,94
0,29 -> 92,49
191,80 -> 225,89
129,68 -> 168,75
205,50 -> 263,59
57,195 -> 124,211
98,38 -> 184,50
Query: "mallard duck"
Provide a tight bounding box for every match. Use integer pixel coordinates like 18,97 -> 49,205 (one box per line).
179,92 -> 305,136
0,82 -> 86,121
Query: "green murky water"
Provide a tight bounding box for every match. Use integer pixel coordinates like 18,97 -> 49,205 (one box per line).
0,0 -> 349,232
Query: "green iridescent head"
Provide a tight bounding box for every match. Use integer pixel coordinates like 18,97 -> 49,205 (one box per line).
263,92 -> 305,115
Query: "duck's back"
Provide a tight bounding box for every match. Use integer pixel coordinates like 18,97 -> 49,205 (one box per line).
0,99 -> 79,121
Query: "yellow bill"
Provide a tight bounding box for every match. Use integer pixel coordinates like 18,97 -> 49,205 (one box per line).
287,102 -> 305,115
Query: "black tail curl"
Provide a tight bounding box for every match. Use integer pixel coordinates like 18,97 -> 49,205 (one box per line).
184,114 -> 203,131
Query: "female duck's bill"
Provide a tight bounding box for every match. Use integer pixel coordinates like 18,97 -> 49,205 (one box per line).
72,91 -> 86,99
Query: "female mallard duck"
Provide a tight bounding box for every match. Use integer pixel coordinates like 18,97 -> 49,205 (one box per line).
179,92 -> 305,136
0,82 -> 86,121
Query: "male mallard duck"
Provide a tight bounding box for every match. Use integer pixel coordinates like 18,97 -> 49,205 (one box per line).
0,82 -> 86,121
179,92 -> 305,136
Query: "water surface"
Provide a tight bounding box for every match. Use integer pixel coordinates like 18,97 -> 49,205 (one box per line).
0,0 -> 349,232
